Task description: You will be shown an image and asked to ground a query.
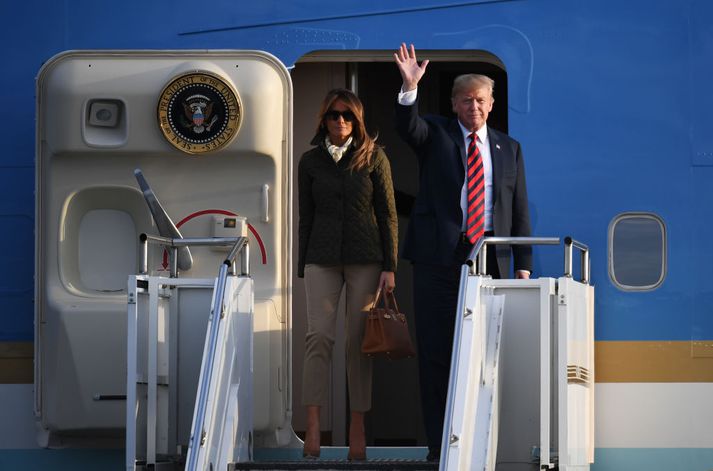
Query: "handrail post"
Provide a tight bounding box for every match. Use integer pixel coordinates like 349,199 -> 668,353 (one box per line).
241,243 -> 250,276
170,246 -> 178,278
563,236 -> 590,284
139,233 -> 148,275
564,237 -> 573,278
225,237 -> 248,276
478,243 -> 488,276
581,246 -> 590,284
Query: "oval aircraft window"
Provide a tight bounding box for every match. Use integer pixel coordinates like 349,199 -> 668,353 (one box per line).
608,213 -> 666,291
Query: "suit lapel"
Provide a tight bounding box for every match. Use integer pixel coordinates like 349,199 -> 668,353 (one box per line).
448,119 -> 467,169
444,120 -> 466,224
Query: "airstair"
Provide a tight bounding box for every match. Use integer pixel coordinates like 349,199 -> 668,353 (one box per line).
440,237 -> 595,471
127,232 -> 594,471
126,171 -> 255,470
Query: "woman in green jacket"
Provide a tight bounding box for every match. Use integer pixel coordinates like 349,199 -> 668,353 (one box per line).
298,89 -> 398,461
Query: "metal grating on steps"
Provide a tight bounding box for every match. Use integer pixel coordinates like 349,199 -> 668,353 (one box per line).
229,459 -> 439,470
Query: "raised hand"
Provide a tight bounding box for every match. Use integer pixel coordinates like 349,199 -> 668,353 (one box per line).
394,43 -> 429,92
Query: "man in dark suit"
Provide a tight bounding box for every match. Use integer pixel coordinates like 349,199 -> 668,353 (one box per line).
393,43 -> 532,461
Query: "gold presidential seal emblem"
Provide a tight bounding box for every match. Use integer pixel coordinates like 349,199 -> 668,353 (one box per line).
158,71 -> 241,154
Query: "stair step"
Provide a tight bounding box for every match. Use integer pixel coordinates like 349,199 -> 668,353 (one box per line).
228,447 -> 438,470
229,459 -> 437,470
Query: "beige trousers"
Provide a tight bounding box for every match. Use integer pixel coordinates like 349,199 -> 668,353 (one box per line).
302,263 -> 381,412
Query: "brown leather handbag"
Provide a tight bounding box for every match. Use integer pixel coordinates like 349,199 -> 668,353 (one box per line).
361,288 -> 416,359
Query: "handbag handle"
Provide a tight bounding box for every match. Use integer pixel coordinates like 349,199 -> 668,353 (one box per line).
371,288 -> 383,310
370,288 -> 400,312
385,290 -> 400,312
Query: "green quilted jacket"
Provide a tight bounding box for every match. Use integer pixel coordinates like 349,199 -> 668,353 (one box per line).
297,143 -> 398,278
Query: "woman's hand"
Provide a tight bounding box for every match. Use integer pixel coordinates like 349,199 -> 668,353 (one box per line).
378,271 -> 396,293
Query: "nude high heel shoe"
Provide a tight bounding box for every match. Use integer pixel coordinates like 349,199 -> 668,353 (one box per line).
347,411 -> 366,461
303,405 -> 321,459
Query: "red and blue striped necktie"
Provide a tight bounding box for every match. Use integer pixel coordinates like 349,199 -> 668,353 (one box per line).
466,132 -> 485,244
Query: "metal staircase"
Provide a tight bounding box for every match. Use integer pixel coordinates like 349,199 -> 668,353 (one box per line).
440,236 -> 595,471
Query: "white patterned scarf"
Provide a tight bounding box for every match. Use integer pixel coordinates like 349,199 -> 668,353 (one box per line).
325,136 -> 353,163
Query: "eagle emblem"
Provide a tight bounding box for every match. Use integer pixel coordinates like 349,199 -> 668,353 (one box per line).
182,94 -> 218,133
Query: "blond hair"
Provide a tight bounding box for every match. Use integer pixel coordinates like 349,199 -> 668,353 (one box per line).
451,74 -> 495,98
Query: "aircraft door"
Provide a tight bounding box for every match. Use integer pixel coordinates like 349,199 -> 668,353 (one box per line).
34,51 -> 292,445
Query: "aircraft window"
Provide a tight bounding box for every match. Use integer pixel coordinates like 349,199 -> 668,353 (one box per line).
609,213 -> 666,291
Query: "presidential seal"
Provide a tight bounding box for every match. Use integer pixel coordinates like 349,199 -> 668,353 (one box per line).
158,71 -> 241,154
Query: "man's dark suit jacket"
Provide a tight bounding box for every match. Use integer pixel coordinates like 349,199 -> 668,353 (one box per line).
395,100 -> 532,277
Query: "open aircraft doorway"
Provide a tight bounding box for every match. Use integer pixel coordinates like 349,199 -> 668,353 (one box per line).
289,50 -> 508,449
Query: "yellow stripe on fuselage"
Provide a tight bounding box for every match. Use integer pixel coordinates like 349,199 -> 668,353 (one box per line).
0,342 -> 33,384
5,340 -> 713,384
595,340 -> 713,382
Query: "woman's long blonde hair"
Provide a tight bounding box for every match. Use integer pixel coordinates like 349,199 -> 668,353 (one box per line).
315,88 -> 377,171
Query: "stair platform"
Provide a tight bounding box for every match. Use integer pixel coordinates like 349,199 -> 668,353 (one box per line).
229,447 -> 438,470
